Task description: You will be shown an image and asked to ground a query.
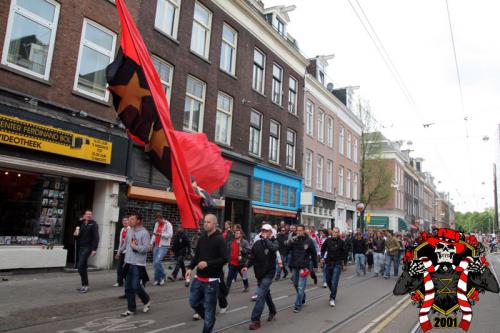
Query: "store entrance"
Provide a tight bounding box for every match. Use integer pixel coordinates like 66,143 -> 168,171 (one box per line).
224,198 -> 249,236
63,178 -> 94,266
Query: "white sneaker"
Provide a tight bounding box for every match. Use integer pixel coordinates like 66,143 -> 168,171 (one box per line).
121,310 -> 135,317
192,313 -> 201,320
159,279 -> 165,286
80,286 -> 89,294
219,306 -> 228,314
251,295 -> 258,301
152,281 -> 159,286
112,283 -> 120,287
143,301 -> 151,313
329,299 -> 335,307
323,282 -> 327,288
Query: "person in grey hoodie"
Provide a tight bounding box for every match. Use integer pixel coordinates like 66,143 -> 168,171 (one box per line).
117,212 -> 152,317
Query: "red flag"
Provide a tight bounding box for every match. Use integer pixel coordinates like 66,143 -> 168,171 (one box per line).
175,131 -> 232,193
107,0 -> 204,228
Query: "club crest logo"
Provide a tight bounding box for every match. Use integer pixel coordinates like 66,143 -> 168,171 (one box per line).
394,228 -> 499,331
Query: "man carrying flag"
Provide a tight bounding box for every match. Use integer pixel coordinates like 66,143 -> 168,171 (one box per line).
106,0 -> 230,231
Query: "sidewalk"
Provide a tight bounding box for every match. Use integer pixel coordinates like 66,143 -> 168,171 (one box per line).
0,265 -> 189,332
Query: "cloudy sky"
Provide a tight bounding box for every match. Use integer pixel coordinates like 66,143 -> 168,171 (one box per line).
264,0 -> 500,212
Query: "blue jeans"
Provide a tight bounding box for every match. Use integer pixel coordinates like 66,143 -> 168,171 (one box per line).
251,277 -> 276,322
226,264 -> 249,291
125,264 -> 150,312
275,254 -> 289,278
324,263 -> 342,301
373,252 -> 385,274
189,278 -> 219,333
153,245 -> 168,282
77,247 -> 92,286
292,269 -> 308,310
384,254 -> 398,277
355,253 -> 366,275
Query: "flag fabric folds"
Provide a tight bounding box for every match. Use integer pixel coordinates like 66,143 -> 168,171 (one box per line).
106,0 -> 230,229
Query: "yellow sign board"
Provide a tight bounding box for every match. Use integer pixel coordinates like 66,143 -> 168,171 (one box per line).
0,114 -> 112,164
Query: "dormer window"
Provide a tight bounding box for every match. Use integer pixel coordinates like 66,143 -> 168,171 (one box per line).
274,17 -> 285,35
318,70 -> 325,85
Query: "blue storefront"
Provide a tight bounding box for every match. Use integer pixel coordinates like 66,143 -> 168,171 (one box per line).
251,164 -> 302,233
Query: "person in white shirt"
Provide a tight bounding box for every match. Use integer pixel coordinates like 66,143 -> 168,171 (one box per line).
150,212 -> 173,285
114,216 -> 130,287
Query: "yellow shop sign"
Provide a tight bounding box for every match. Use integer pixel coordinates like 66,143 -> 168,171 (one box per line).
0,114 -> 112,164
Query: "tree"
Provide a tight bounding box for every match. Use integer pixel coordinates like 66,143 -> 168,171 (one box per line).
358,103 -> 393,231
456,209 -> 495,234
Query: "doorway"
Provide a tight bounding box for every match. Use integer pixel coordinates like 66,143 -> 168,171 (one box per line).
224,198 -> 249,236
63,178 -> 94,266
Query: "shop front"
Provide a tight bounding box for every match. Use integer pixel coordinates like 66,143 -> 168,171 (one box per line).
251,165 -> 301,236
222,157 -> 253,236
0,105 -> 127,270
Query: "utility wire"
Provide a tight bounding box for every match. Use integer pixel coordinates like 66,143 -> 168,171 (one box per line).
445,0 -> 469,139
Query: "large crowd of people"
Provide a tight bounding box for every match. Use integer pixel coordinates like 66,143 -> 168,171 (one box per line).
73,210 -> 498,332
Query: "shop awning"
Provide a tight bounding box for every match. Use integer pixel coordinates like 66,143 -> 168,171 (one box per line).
398,218 -> 409,231
253,206 -> 297,218
128,186 -> 225,208
366,216 -> 389,229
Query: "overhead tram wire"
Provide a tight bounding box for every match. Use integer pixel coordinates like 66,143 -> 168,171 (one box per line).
353,0 -> 415,106
346,0 -> 414,107
346,0 -> 468,209
445,0 -> 469,139
444,0 -> 481,210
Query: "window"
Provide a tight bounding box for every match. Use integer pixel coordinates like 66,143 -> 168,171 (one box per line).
347,132 -> 352,159
2,0 -> 60,80
281,186 -> 289,206
305,101 -> 314,136
272,63 -> 283,105
353,173 -> 358,200
252,48 -> 265,93
74,19 -> 116,100
288,76 -> 297,114
327,116 -> 334,148
338,166 -> 344,196
304,150 -> 312,187
152,56 -> 173,102
318,70 -> 325,85
220,23 -> 237,74
317,111 -> 325,143
190,1 -> 212,58
339,126 -> 345,155
354,138 -> 358,163
272,183 -> 280,205
316,155 -> 323,190
286,129 -> 296,169
269,120 -> 280,163
154,0 -> 181,39
249,109 -> 262,156
326,160 -> 333,193
273,16 -> 285,36
184,76 -> 206,132
215,92 -> 233,145
346,170 -> 351,198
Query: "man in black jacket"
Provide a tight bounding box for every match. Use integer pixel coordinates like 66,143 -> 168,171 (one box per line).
244,224 -> 278,330
186,214 -> 228,333
287,224 -> 318,313
275,227 -> 289,280
352,232 -> 368,276
73,210 -> 99,294
169,226 -> 191,281
321,227 -> 346,307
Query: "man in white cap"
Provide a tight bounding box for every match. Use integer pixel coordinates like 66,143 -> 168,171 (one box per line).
244,224 -> 279,330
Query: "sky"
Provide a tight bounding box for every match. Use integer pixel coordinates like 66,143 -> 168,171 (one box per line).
264,0 -> 500,213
